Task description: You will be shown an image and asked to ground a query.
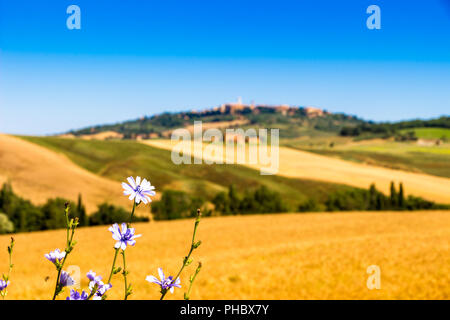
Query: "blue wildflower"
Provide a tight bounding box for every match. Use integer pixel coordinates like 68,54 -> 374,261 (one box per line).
66,289 -> 88,300
0,280 -> 9,292
109,223 -> 142,250
146,268 -> 181,294
44,249 -> 66,265
86,270 -> 112,300
59,271 -> 76,287
122,176 -> 155,204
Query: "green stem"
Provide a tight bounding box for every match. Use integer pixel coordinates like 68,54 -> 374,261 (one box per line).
52,268 -> 63,300
52,206 -> 77,300
128,201 -> 136,227
122,250 -> 129,300
1,238 -> 14,300
6,238 -> 14,282
86,283 -> 99,300
184,262 -> 202,300
160,211 -> 201,300
107,248 -> 120,283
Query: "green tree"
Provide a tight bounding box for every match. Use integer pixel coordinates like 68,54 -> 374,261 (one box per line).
41,198 -> 72,230
376,193 -> 385,210
76,194 -> 88,226
398,183 -> 405,210
0,213 -> 14,234
89,203 -> 145,225
212,192 -> 230,215
228,185 -> 240,215
390,181 -> 397,209
368,183 -> 377,210
298,198 -> 321,212
152,190 -> 204,220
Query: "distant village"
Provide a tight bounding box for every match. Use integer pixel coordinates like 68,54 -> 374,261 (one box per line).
73,99 -> 330,141
191,97 -> 329,118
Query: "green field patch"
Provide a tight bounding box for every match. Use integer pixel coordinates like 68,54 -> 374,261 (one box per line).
400,127 -> 450,140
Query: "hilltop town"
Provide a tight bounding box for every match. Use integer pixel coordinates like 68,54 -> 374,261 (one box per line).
191,98 -> 329,117
67,98 -> 352,141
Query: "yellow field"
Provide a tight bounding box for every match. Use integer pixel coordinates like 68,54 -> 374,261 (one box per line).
143,139 -> 450,204
0,134 -> 151,213
1,211 -> 450,300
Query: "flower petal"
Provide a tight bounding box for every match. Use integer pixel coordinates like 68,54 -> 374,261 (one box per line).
127,176 -> 136,189
158,268 -> 165,281
146,275 -> 160,284
122,182 -> 134,193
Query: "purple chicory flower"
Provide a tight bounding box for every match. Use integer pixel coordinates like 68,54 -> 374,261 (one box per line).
109,223 -> 142,250
66,289 -> 88,300
87,270 -> 102,284
0,280 -> 9,291
45,249 -> 66,265
86,270 -> 112,300
146,268 -> 181,294
59,271 -> 76,287
122,176 -> 156,204
93,283 -> 112,300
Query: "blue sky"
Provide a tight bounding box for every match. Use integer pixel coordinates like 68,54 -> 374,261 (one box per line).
1,0 -> 449,135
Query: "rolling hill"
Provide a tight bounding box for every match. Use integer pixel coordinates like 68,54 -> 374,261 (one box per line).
68,103 -> 366,140
0,134 -> 146,213
18,136 -> 360,211
143,139 -> 450,204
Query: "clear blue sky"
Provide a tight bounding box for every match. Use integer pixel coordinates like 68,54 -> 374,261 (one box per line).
1,0 -> 449,135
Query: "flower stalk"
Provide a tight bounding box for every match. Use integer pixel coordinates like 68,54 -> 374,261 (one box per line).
121,200 -> 137,300
160,209 -> 202,300
107,248 -> 121,284
121,250 -> 132,299
0,237 -> 15,300
184,262 -> 202,300
51,203 -> 78,300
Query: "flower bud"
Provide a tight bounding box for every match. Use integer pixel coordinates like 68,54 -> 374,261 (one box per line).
193,240 -> 202,249
185,257 -> 193,266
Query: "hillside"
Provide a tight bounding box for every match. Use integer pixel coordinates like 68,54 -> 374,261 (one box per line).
143,139 -> 450,204
19,136 -> 359,210
288,138 -> 450,179
340,116 -> 450,139
68,103 -> 365,140
66,102 -> 449,143
0,134 -> 144,212
2,211 -> 450,299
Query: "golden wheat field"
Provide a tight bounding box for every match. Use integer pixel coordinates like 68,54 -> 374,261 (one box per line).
1,210 -> 450,300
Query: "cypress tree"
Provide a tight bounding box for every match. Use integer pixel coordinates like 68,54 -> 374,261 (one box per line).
369,183 -> 377,210
398,183 -> 405,210
77,194 -> 88,226
390,181 -> 397,209
228,185 -> 240,215
376,193 -> 384,211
